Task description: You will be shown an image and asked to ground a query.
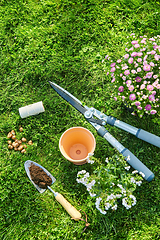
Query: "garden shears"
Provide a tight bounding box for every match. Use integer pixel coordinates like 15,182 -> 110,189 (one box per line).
49,81 -> 159,182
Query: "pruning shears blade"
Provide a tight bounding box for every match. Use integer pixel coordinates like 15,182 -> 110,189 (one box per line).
49,81 -> 86,114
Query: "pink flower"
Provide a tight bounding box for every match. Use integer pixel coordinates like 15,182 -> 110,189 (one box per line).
153,45 -> 158,49
110,62 -> 116,67
141,39 -> 146,44
137,52 -> 143,57
156,84 -> 160,89
126,80 -> 132,85
145,104 -> 152,111
111,78 -> 115,83
128,57 -> 133,64
152,91 -> 156,95
153,75 -> 158,79
129,94 -> 136,101
150,50 -> 156,55
147,85 -> 154,91
137,106 -> 142,110
137,67 -> 141,72
146,72 -> 153,79
134,63 -> 138,68
148,94 -> 155,101
131,69 -> 136,74
117,59 -> 121,63
114,97 -> 117,101
140,84 -> 145,90
137,58 -> 142,62
150,62 -> 155,67
128,85 -> 134,91
134,44 -> 140,48
124,70 -> 130,75
111,67 -> 116,72
131,40 -> 138,45
122,65 -> 128,70
143,64 -> 151,71
131,52 -> 138,57
150,110 -> 157,114
124,54 -> 129,59
118,86 -> 124,92
149,37 -> 155,41
143,55 -> 148,61
154,55 -> 160,61
135,76 -> 142,82
135,101 -> 141,106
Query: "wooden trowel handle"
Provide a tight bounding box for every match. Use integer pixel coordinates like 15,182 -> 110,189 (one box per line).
55,193 -> 81,220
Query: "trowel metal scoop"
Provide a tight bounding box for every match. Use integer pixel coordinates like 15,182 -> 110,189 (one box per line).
24,160 -> 81,220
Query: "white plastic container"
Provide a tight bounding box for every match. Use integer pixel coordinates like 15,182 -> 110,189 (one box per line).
19,101 -> 45,118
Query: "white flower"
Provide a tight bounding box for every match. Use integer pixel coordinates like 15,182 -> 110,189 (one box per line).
136,181 -> 142,186
122,197 -> 132,209
89,191 -> 96,197
105,202 -> 111,210
95,197 -> 106,214
77,170 -> 86,177
126,155 -> 130,161
86,180 -> 96,191
87,158 -> 94,164
129,195 -> 137,206
131,177 -> 136,183
116,194 -> 122,198
132,170 -> 138,174
125,166 -> 131,171
112,204 -> 118,210
87,153 -> 94,164
105,157 -> 109,163
139,172 -> 145,178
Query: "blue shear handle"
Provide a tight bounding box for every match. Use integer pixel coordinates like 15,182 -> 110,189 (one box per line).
97,126 -> 154,182
121,149 -> 155,182
136,129 -> 160,148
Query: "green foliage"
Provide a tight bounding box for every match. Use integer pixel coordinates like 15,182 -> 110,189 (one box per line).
0,0 -> 160,239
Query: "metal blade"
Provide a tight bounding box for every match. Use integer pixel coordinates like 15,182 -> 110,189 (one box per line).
49,81 -> 86,114
49,81 -> 104,126
24,160 -> 56,193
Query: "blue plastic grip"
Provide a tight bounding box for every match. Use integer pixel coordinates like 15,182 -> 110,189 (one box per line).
97,126 -> 154,182
136,129 -> 160,148
106,116 -> 116,126
121,148 -> 154,182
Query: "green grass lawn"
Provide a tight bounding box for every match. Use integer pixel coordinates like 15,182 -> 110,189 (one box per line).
0,0 -> 160,239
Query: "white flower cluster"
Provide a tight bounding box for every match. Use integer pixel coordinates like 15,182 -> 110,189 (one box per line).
131,170 -> 144,186
122,195 -> 137,210
76,170 -> 96,196
76,154 -> 143,214
95,197 -> 106,215
117,184 -> 127,195
86,153 -> 94,164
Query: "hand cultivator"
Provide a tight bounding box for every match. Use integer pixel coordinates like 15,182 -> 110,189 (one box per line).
49,81 -> 160,182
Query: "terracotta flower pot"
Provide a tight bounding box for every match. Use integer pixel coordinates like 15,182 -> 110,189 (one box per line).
59,127 -> 96,165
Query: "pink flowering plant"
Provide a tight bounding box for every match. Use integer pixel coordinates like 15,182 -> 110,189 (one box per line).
103,34 -> 160,117
76,153 -> 143,214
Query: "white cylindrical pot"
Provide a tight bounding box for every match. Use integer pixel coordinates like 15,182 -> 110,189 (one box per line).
19,101 -> 45,118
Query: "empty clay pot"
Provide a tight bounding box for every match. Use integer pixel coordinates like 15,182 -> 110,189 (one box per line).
59,127 -> 96,165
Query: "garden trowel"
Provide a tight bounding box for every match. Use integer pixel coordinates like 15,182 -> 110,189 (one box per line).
24,160 -> 81,220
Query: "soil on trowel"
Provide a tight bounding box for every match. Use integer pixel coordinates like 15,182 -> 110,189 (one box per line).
29,164 -> 52,189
